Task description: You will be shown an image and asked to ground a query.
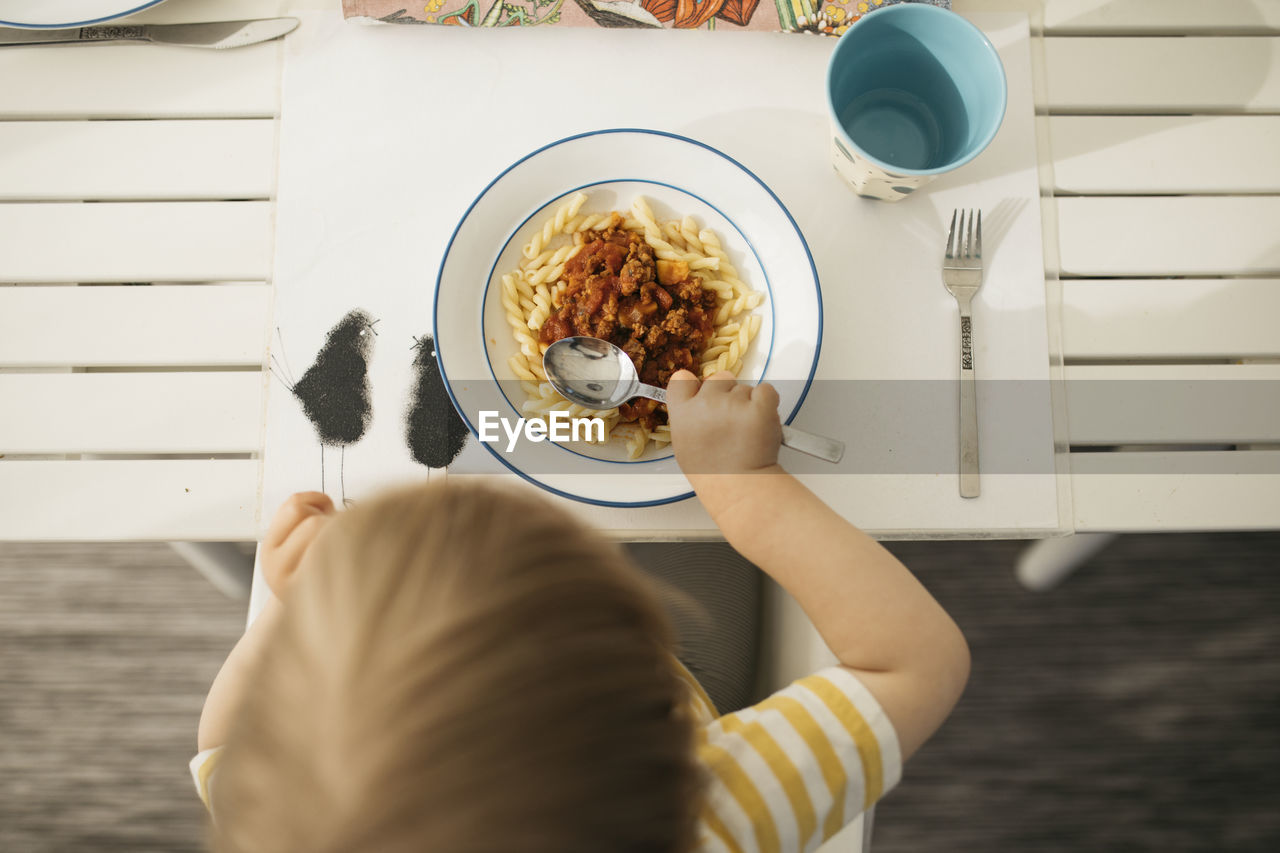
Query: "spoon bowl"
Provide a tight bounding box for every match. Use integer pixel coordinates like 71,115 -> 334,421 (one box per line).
542,336 -> 658,409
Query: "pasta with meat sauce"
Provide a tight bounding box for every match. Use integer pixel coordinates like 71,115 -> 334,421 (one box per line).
502,192 -> 764,458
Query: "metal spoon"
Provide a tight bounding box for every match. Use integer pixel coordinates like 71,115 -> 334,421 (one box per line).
542,336 -> 845,463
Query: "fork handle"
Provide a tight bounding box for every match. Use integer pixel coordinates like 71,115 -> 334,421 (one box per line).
958,309 -> 980,498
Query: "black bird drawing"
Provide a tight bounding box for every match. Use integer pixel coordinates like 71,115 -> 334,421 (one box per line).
271,309 -> 378,504
406,334 -> 470,468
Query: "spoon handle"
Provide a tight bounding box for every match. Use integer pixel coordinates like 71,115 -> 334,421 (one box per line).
638,383 -> 667,403
781,425 -> 845,464
640,383 -> 843,463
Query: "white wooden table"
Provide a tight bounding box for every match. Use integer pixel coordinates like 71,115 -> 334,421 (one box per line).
2,0 -> 1278,538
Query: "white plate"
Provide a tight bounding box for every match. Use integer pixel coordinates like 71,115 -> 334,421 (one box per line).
435,129 -> 821,507
0,0 -> 167,28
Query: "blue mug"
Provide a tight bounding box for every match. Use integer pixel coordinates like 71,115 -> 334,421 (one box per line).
827,4 -> 1007,201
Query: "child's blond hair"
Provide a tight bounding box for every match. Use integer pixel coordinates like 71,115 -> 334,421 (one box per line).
211,480 -> 702,853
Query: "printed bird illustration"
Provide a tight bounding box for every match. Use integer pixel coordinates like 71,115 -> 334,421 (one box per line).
575,0 -> 663,28
271,309 -> 378,505
405,334 -> 470,468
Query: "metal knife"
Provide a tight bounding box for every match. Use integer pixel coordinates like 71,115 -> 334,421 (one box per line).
0,18 -> 299,49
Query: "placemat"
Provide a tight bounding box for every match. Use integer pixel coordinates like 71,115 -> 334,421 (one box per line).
342,0 -> 948,34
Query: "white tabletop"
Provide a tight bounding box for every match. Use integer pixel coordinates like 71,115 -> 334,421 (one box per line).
2,0 -> 1278,540
259,10 -> 1061,538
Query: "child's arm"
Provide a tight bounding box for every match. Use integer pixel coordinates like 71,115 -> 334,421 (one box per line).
198,596 -> 283,751
665,371 -> 970,760
197,492 -> 336,752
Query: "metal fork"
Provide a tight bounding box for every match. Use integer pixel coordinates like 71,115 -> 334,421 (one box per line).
943,209 -> 983,498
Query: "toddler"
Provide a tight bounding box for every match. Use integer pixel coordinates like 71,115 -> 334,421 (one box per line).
193,370 -> 970,852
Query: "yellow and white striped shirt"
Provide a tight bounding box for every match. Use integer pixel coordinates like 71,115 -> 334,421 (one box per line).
677,663 -> 900,853
191,664 -> 899,851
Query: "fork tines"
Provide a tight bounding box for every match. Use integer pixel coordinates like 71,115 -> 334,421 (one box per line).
945,208 -> 983,263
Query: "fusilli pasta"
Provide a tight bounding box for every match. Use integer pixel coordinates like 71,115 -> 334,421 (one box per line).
500,193 -> 766,458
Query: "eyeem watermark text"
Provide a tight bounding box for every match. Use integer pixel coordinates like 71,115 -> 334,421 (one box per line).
478,411 -> 605,452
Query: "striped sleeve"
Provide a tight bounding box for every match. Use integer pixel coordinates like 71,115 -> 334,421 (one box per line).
694,667 -> 901,853
190,746 -> 224,811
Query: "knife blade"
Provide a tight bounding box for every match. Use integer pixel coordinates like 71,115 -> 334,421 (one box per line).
0,18 -> 299,49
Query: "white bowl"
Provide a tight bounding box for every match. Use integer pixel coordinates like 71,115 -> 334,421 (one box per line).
435,129 -> 822,507
0,0 -> 168,28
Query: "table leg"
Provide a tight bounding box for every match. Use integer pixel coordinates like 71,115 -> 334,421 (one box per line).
168,541 -> 253,600
1016,534 -> 1119,592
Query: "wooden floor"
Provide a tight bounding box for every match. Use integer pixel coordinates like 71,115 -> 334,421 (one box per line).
879,534 -> 1280,853
0,543 -> 242,852
2,534 -> 1278,852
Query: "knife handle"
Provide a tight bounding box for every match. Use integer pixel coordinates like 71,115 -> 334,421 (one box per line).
0,25 -> 147,47
78,25 -> 148,41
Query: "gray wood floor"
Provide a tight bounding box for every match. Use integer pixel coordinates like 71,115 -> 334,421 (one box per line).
2,534 -> 1278,852
879,534 -> 1280,853
0,543 -> 242,852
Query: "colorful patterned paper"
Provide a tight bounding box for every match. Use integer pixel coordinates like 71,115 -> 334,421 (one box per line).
342,0 -> 949,36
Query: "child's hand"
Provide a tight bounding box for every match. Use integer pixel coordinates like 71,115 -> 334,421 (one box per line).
261,491 -> 336,598
666,369 -> 782,476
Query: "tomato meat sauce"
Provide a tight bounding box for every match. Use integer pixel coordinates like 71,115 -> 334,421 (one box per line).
538,220 -> 717,430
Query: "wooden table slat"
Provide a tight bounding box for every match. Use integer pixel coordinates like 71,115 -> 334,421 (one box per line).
1056,196 -> 1280,277
0,41 -> 281,120
0,120 -> 276,201
1071,450 -> 1280,531
1050,116 -> 1280,194
0,202 -> 273,283
0,372 -> 264,455
1060,279 -> 1280,361
1045,37 -> 1280,113
0,459 -> 259,541
0,284 -> 270,367
1063,364 -> 1280,446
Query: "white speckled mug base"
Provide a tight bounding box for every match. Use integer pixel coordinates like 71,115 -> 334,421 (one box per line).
829,132 -> 931,202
